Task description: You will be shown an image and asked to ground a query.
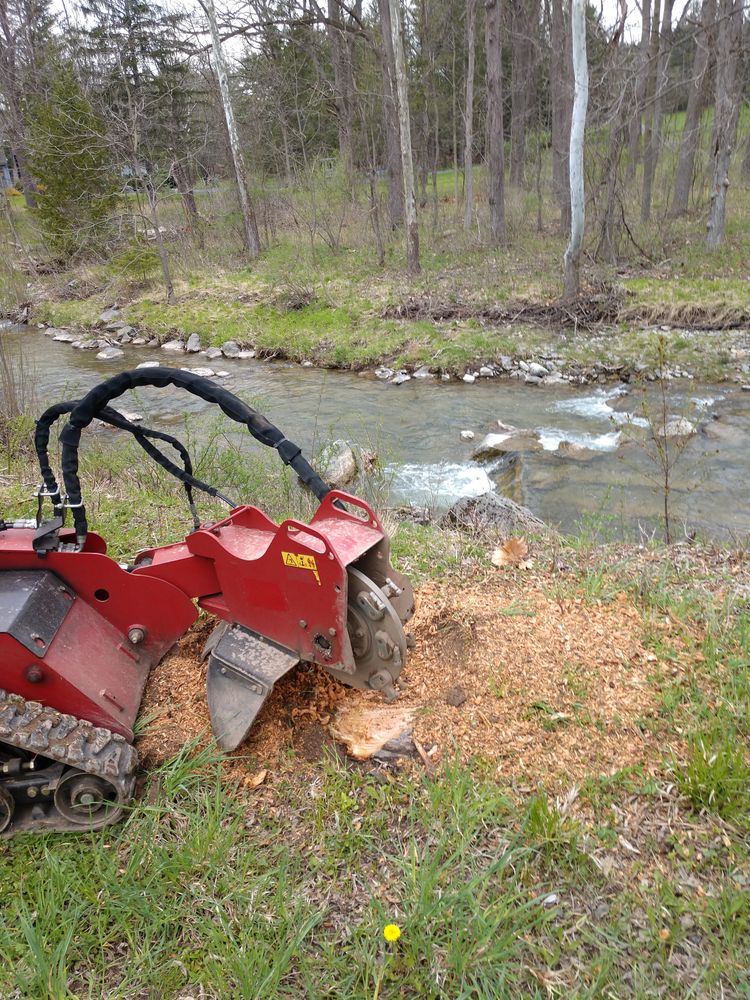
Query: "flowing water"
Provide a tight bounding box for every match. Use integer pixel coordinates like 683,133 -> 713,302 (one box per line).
3,325 -> 749,539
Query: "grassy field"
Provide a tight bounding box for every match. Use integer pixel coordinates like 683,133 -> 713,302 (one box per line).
0,438 -> 748,998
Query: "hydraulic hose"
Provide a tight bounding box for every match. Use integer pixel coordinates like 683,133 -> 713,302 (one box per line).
35,400 -> 236,530
58,368 -> 331,546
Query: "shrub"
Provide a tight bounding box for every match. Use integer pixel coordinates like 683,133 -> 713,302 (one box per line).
27,67 -> 118,259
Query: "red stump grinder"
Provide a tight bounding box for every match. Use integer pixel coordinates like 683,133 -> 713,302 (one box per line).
0,368 -> 414,835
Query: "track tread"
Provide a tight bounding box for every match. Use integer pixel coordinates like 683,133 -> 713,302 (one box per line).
0,689 -> 137,799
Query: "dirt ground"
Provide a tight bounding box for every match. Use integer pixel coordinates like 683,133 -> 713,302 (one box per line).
137,568 -> 682,787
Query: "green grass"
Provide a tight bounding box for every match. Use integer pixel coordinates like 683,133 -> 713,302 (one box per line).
1,744 -> 748,997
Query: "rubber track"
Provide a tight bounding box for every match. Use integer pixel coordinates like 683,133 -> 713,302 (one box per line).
0,689 -> 137,802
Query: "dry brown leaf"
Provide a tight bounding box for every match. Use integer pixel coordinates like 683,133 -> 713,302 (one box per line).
245,769 -> 268,788
491,537 -> 529,568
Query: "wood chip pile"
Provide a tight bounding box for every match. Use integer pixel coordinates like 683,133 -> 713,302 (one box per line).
138,573 -> 674,784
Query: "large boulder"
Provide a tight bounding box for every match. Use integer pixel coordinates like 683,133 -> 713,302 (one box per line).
98,307 -> 121,324
161,339 -> 184,353
221,340 -> 240,358
472,423 -> 542,459
96,346 -> 125,360
659,417 -> 696,440
441,492 -> 547,536
186,333 -> 202,353
319,440 -> 358,488
557,440 -> 597,461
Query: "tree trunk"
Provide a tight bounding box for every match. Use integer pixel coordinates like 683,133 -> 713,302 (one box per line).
550,0 -> 571,230
485,0 -> 505,246
146,181 -> 175,304
463,0 -> 476,229
510,0 -> 533,187
626,0 -> 652,180
379,0 -> 405,228
327,0 -> 356,175
563,0 -> 587,299
641,0 -> 673,223
388,0 -> 420,273
171,158 -> 203,248
742,129 -> 750,180
201,0 -> 260,257
670,0 -> 716,216
706,0 -> 742,247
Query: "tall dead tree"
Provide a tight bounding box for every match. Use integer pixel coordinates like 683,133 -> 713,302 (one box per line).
626,0 -> 652,180
670,0 -> 716,216
550,0 -> 571,231
0,0 -> 39,207
200,0 -> 260,257
563,0 -> 587,298
706,0 -> 742,247
388,0 -> 420,273
378,0 -> 404,228
327,0 -> 357,176
510,0 -> 534,187
463,0 -> 476,229
485,0 -> 505,245
641,0 -> 674,223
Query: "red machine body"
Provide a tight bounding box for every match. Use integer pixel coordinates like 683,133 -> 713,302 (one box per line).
0,491 -> 396,741
0,368 -> 414,835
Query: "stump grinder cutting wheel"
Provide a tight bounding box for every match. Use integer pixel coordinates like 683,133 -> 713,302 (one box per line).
0,368 -> 414,835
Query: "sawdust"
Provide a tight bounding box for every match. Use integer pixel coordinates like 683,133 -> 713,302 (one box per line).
137,574 -> 674,785
366,576 -> 670,782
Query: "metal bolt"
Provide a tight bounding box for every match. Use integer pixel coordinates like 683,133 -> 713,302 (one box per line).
80,793 -> 96,806
328,627 -> 337,637
27,787 -> 37,798
128,626 -> 146,645
25,665 -> 44,684
299,619 -> 307,629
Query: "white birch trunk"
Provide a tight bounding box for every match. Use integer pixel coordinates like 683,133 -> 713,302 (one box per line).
202,0 -> 261,257
563,0 -> 588,299
388,0 -> 420,274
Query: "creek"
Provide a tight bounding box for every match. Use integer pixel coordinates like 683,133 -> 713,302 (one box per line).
3,326 -> 749,540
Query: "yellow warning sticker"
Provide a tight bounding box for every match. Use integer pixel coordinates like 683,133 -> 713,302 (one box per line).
282,551 -> 321,585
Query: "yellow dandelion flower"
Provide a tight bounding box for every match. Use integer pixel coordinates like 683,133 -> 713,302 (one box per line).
383,923 -> 401,942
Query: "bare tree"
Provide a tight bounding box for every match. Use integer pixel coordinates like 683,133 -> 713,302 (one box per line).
670,0 -> 716,216
641,0 -> 674,222
563,0 -> 587,298
706,0 -> 742,247
463,0 -> 476,229
378,0 -> 404,228
388,0 -> 420,273
550,0 -> 572,231
199,0 -> 260,257
627,0 -> 652,180
485,0 -> 505,245
327,0 -> 358,177
509,0 -> 535,187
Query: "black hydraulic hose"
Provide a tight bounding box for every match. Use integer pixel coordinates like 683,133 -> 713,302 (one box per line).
58,368 -> 331,546
35,401 -> 236,530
